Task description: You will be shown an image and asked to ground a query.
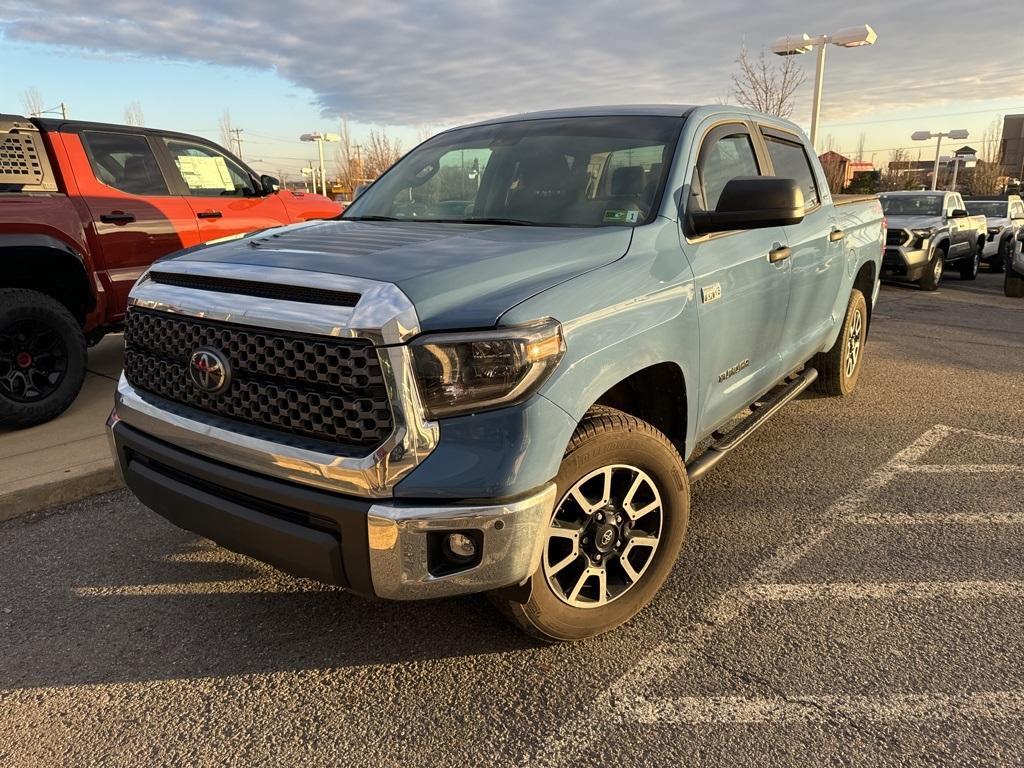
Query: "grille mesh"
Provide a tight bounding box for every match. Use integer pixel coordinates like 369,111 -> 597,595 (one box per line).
124,309 -> 393,446
886,229 -> 910,247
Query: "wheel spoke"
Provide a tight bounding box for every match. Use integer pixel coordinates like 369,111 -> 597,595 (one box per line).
619,552 -> 641,582
567,569 -> 592,602
594,567 -> 608,605
627,499 -> 660,522
628,535 -> 659,549
623,472 -> 645,510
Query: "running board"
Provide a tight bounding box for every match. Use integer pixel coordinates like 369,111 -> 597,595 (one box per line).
686,367 -> 819,483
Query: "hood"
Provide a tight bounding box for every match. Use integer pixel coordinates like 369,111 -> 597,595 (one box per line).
168,219 -> 633,331
885,214 -> 945,231
985,216 -> 1010,229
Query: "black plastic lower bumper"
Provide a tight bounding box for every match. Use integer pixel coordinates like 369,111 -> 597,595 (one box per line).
111,422 -> 376,596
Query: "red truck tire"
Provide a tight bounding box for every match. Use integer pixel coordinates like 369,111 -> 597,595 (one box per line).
0,288 -> 88,428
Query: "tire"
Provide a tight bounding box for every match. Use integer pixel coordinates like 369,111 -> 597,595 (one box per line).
991,239 -> 1009,273
0,288 -> 88,428
918,247 -> 944,291
490,406 -> 690,641
959,242 -> 980,280
811,288 -> 868,397
1006,270 -> 1024,298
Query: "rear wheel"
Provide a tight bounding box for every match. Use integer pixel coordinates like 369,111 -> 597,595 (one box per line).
0,288 -> 87,428
812,289 -> 867,397
919,247 -> 944,291
1006,270 -> 1024,298
959,242 -> 980,280
491,407 -> 689,641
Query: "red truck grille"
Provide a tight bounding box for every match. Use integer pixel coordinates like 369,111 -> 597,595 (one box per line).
123,308 -> 394,447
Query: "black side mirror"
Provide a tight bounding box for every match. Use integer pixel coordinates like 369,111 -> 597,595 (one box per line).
691,177 -> 805,235
950,208 -> 969,218
260,175 -> 280,195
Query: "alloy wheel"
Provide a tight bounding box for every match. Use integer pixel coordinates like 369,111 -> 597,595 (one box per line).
845,309 -> 863,378
0,319 -> 69,403
544,464 -> 663,608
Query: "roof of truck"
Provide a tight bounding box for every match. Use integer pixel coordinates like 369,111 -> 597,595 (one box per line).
455,104 -> 697,130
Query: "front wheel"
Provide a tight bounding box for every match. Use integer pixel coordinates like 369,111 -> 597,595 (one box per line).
491,407 -> 689,641
811,288 -> 868,397
0,288 -> 87,428
919,249 -> 944,291
991,239 -> 1010,273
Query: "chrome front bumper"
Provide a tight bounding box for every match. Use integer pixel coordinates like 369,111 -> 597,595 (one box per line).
367,484 -> 557,600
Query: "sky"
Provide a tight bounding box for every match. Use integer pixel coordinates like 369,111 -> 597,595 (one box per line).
2,0 -> 1023,181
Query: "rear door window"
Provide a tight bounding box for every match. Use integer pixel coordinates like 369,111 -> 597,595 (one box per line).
81,131 -> 169,196
762,133 -> 820,207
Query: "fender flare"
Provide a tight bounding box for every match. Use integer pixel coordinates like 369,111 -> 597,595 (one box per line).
0,233 -> 96,316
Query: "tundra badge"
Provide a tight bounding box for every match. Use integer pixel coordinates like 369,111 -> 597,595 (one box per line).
701,283 -> 722,304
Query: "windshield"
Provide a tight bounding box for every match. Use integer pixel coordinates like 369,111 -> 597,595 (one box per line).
344,115 -> 685,227
966,201 -> 1008,218
880,195 -> 944,216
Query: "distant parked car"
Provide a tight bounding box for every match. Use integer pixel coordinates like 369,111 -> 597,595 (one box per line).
965,196 -> 1024,272
0,114 -> 343,427
879,190 -> 987,290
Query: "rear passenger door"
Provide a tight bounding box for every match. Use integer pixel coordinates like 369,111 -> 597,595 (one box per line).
75,130 -> 201,317
760,126 -> 842,367
160,137 -> 291,241
680,121 -> 791,436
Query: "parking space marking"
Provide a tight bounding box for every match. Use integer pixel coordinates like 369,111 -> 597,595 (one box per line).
629,691 -> 1024,726
532,425 -> 955,767
747,580 -> 1024,602
901,463 -> 1022,474
848,511 -> 1024,525
73,580 -> 333,597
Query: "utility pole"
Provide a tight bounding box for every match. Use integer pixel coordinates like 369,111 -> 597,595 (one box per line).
60,102 -> 68,119
230,128 -> 244,160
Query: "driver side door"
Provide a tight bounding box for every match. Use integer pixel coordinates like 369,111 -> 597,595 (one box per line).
159,137 -> 291,241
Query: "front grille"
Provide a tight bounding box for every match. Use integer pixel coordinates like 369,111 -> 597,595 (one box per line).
886,229 -> 909,247
123,308 -> 393,446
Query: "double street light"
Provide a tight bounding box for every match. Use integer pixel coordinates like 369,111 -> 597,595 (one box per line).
911,129 -> 969,190
771,24 -> 878,150
300,132 -> 340,196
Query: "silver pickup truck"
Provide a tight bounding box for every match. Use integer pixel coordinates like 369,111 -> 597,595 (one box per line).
880,190 -> 987,290
965,196 -> 1024,272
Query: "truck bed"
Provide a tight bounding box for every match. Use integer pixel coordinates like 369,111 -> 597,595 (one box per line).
833,193 -> 879,207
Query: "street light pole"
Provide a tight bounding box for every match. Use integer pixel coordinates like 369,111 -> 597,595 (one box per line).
912,129 -> 969,190
771,25 -> 877,151
300,132 -> 341,197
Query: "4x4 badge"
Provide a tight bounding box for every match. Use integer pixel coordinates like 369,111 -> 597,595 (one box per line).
189,347 -> 231,394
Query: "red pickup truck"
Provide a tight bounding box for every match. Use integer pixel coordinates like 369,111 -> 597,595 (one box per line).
0,114 -> 342,427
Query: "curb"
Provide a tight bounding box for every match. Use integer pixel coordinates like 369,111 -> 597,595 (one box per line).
0,461 -> 124,523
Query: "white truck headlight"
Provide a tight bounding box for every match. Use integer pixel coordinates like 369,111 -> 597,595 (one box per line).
410,319 -> 565,418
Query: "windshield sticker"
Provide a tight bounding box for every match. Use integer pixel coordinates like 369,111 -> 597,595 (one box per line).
603,209 -> 627,224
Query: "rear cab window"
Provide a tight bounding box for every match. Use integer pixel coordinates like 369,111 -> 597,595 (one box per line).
81,131 -> 169,196
760,129 -> 820,208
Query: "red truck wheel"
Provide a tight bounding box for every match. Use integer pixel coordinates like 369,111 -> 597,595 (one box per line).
0,289 -> 87,428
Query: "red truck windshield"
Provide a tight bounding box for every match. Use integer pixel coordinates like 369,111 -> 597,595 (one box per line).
345,115 -> 685,227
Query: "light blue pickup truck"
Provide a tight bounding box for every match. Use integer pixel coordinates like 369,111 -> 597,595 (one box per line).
109,105 -> 884,640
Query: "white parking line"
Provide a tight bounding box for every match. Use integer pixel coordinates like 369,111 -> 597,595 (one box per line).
630,691 -> 1024,725
74,580 -> 332,597
849,511 -> 1024,526
902,463 -> 1023,474
747,580 -> 1024,602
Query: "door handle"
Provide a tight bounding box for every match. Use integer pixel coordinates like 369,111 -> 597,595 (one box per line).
197,210 -> 223,219
829,229 -> 845,242
768,245 -> 792,263
99,211 -> 135,224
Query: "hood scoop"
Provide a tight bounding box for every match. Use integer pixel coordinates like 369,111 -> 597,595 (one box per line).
249,220 -> 478,257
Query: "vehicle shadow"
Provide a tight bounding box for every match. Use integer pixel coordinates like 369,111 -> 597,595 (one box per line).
0,490 -> 536,690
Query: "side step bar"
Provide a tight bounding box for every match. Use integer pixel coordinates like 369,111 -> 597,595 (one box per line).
686,367 -> 819,483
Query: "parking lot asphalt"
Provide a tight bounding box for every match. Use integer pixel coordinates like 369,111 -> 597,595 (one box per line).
2,272 -> 1022,767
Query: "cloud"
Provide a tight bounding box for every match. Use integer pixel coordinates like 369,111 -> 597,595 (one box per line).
1,0 -> 1019,126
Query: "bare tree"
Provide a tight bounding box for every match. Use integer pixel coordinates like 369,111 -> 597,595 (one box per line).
123,101 -> 145,126
855,132 -> 867,163
335,118 -> 362,198
730,46 -> 806,119
880,148 -> 921,191
363,129 -> 403,179
964,117 -> 1005,196
21,88 -> 45,117
219,110 -> 235,152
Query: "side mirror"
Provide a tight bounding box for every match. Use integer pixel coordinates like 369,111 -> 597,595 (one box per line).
260,175 -> 280,195
950,208 -> 969,218
691,177 -> 805,235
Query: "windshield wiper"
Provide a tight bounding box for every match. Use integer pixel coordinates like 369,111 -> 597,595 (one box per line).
343,215 -> 402,221
461,217 -> 542,226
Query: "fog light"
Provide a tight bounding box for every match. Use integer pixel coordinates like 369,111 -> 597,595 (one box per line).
445,532 -> 477,562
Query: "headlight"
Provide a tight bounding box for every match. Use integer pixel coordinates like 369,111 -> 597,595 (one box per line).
910,228 -> 934,240
411,318 -> 565,418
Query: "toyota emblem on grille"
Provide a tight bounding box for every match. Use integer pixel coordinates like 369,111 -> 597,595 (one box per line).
189,347 -> 231,394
